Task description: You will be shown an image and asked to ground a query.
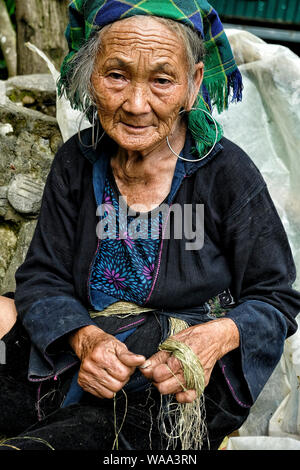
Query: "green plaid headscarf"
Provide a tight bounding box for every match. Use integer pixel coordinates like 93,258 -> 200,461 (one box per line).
58,0 -> 243,155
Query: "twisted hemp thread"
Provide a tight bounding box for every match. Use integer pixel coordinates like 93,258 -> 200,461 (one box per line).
158,317 -> 208,450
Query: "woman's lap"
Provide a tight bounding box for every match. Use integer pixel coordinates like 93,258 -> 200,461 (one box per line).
0,319 -> 71,437
0,320 -> 165,450
0,318 -> 248,451
1,391 -> 167,450
0,319 -> 38,435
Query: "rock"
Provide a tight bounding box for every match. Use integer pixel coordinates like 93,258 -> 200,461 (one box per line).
22,95 -> 36,105
6,74 -> 56,95
7,174 -> 45,215
0,99 -> 59,137
0,96 -> 62,217
0,186 -> 9,217
6,74 -> 57,117
0,221 -> 37,295
0,73 -> 63,293
0,224 -> 18,288
0,80 -> 6,105
0,123 -> 13,136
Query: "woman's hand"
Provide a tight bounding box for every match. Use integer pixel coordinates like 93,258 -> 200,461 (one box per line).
140,318 -> 239,403
69,325 -> 146,399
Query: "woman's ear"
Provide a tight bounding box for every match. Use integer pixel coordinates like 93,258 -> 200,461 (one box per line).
186,62 -> 204,111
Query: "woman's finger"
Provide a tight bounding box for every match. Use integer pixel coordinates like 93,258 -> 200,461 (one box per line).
89,344 -> 140,381
78,367 -> 127,398
175,389 -> 197,403
149,356 -> 182,384
78,373 -> 118,399
115,345 -> 146,368
139,350 -> 172,379
153,370 -> 187,396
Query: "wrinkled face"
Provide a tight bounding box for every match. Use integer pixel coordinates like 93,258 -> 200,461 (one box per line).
91,16 -> 202,153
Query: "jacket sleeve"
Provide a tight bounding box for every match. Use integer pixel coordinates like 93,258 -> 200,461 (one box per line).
219,177 -> 300,404
14,142 -> 96,376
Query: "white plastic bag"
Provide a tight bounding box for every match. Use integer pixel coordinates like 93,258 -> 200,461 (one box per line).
268,315 -> 300,439
219,30 -> 300,450
216,29 -> 300,292
226,436 -> 300,450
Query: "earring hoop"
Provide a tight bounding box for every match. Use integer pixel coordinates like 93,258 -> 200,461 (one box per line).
166,107 -> 218,162
78,108 -> 105,150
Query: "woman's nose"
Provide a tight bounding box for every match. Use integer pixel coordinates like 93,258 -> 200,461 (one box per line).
122,84 -> 151,115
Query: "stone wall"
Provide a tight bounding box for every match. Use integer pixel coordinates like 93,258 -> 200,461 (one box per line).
0,74 -> 63,294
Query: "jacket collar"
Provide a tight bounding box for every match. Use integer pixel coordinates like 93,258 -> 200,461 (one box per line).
180,130 -> 223,176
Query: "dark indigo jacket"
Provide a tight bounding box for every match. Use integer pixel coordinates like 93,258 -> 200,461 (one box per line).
14,128 -> 300,407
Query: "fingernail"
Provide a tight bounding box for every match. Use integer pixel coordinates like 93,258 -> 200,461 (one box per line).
139,360 -> 152,369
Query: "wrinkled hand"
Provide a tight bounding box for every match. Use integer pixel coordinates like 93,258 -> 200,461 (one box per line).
140,318 -> 239,403
69,325 -> 146,399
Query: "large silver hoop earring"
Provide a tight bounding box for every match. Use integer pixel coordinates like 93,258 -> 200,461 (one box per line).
78,108 -> 105,150
166,107 -> 218,162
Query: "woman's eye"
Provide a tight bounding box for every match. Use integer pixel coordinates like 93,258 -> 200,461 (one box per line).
108,72 -> 125,80
154,77 -> 172,85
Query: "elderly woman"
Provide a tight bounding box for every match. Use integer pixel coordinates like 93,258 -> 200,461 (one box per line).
0,0 -> 299,451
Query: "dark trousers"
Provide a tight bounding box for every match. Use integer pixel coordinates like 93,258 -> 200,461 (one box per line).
0,318 -> 249,451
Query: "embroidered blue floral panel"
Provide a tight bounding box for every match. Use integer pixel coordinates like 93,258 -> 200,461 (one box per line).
90,167 -> 169,304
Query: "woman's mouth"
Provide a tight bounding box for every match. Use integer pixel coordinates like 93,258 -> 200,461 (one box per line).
121,122 -> 151,132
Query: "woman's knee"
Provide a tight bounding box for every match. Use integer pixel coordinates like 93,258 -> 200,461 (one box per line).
0,296 -> 17,339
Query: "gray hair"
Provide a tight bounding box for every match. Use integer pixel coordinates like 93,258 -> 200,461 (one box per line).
67,16 -> 205,120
